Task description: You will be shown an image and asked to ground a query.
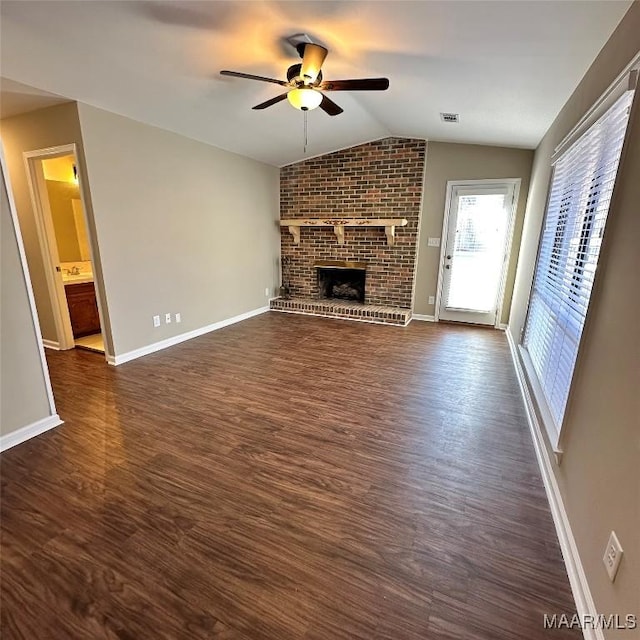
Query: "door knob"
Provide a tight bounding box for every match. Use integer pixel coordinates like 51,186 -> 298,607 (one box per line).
446,255 -> 452,260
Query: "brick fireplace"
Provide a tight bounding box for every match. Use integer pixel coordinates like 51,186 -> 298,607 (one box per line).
273,137 -> 426,323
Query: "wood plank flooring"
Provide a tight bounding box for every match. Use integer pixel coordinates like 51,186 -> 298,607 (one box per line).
1,313 -> 580,639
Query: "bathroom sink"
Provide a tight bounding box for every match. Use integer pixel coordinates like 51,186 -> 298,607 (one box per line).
62,273 -> 94,285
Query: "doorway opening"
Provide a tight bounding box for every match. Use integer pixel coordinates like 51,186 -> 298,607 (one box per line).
24,144 -> 108,357
435,179 -> 520,327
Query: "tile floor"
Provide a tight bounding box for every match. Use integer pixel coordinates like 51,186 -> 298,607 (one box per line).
74,333 -> 104,353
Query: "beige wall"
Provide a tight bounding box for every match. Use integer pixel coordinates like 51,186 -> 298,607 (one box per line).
414,142 -> 533,322
46,179 -> 82,262
1,159 -> 52,437
508,2 -> 640,633
76,104 -> 280,356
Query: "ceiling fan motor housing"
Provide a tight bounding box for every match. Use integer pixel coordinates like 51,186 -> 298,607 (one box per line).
287,64 -> 322,86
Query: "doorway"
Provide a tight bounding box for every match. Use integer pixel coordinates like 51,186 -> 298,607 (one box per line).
436,179 -> 519,326
24,145 -> 107,356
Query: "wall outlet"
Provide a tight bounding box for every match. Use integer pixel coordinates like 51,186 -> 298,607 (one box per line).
153,315 -> 160,328
175,313 -> 181,323
165,313 -> 172,324
265,287 -> 270,297
603,531 -> 623,582
428,296 -> 435,305
428,237 -> 441,247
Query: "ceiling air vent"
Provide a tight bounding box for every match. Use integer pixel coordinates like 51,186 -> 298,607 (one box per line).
440,112 -> 459,123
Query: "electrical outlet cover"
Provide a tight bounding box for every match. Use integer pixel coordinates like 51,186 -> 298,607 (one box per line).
175,313 -> 181,323
603,531 -> 623,581
153,315 -> 160,328
427,237 -> 441,247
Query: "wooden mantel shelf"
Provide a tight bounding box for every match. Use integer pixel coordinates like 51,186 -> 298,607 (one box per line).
280,218 -> 408,247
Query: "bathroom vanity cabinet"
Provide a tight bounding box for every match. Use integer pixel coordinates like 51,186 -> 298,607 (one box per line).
65,282 -> 101,338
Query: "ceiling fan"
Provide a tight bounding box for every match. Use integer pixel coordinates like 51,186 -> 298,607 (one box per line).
220,41 -> 389,116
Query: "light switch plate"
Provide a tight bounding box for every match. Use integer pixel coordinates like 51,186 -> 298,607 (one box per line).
428,237 -> 440,247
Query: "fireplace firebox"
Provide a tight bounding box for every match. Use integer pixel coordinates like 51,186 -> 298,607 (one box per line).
315,260 -> 366,303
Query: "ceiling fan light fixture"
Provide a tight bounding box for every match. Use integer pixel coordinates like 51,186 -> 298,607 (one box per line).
287,88 -> 322,111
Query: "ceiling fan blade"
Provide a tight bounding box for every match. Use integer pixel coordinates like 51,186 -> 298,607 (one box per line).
300,43 -> 328,84
220,70 -> 288,86
252,93 -> 289,110
319,94 -> 343,116
320,78 -> 390,91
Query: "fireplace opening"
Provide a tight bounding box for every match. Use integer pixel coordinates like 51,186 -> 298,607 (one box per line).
316,262 -> 366,303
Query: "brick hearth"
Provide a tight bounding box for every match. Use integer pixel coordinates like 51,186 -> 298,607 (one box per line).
270,298 -> 411,326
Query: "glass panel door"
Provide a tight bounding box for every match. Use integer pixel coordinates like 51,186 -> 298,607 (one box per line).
438,182 -> 517,326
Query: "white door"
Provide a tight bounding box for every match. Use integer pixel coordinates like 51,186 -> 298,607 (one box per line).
437,180 -> 518,326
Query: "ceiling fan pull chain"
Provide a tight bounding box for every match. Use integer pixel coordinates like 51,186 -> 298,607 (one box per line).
304,110 -> 308,153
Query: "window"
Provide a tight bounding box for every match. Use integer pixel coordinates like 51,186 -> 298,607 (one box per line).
521,86 -> 635,446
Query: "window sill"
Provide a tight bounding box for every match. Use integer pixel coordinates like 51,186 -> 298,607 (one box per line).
517,344 -> 564,456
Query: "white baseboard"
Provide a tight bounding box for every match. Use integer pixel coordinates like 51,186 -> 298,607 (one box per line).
505,329 -> 601,640
109,305 -> 270,366
0,414 -> 63,452
42,339 -> 60,350
412,316 -> 506,329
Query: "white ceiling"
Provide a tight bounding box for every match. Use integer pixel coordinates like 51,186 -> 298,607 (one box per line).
0,1 -> 632,166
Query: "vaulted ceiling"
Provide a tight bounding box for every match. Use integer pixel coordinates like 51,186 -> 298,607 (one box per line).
0,0 -> 632,166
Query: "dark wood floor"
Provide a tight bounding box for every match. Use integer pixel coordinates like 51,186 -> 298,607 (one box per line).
1,313 -> 580,639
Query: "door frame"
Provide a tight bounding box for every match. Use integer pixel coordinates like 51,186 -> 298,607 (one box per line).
23,144 -> 109,358
434,178 -> 520,328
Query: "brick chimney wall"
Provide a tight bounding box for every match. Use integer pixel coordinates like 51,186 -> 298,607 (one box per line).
280,137 -> 426,308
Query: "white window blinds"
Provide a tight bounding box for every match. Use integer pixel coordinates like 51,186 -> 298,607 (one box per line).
522,89 -> 634,441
